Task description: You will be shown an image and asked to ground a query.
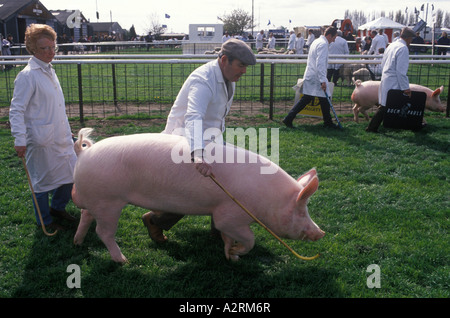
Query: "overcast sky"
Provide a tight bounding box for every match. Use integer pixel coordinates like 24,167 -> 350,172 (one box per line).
40,0 -> 450,35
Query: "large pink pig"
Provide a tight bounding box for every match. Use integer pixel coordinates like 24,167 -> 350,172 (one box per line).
72,128 -> 325,263
351,80 -> 445,122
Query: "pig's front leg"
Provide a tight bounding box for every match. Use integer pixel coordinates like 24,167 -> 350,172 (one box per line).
220,226 -> 255,261
74,209 -> 94,245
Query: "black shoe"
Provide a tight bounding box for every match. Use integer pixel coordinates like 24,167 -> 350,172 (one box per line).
324,122 -> 339,129
282,118 -> 294,128
50,208 -> 77,222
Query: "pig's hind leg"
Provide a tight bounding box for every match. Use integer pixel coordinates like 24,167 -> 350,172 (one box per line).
92,203 -> 128,263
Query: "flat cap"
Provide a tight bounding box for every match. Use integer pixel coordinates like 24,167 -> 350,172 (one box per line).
220,38 -> 256,65
400,27 -> 416,38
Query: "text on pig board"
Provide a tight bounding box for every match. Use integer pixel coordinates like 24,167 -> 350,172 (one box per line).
169,123 -> 279,175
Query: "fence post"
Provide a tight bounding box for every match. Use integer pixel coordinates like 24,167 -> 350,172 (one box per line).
77,63 -> 84,125
269,63 -> 275,120
259,63 -> 265,103
111,62 -> 119,114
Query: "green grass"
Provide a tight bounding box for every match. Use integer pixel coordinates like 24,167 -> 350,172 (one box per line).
0,114 -> 449,299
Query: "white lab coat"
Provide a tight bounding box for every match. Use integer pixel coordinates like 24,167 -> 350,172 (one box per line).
295,36 -> 305,54
302,35 -> 331,98
163,59 -> 234,152
256,33 -> 264,50
378,38 -> 410,106
328,36 -> 349,69
287,33 -> 296,50
267,36 -> 276,49
9,57 -> 77,193
369,34 -> 387,55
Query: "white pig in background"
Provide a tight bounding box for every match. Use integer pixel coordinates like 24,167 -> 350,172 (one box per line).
351,80 -> 445,123
72,129 -> 325,263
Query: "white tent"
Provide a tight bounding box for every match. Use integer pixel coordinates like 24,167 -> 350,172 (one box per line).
358,17 -> 406,31
358,17 -> 406,42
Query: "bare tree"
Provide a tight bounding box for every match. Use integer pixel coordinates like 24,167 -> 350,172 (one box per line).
218,8 -> 254,35
145,13 -> 167,37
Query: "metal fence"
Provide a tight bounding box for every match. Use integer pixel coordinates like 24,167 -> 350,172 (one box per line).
1,53 -> 449,123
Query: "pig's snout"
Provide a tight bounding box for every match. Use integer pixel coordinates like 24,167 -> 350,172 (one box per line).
301,227 -> 325,242
310,228 -> 326,241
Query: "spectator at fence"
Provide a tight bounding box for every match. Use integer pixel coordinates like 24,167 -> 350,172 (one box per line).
282,26 -> 339,129
9,24 -> 78,230
1,33 -> 12,70
222,31 -> 231,43
437,32 -> 449,56
361,36 -> 372,54
411,32 -> 425,55
142,38 -> 256,243
57,33 -> 70,55
366,27 -> 415,133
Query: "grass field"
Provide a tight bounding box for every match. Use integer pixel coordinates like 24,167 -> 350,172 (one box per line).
0,113 -> 448,301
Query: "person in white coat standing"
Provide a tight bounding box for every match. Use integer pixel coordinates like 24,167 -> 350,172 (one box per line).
287,31 -> 296,51
327,30 -> 349,85
142,39 -> 256,243
9,24 -> 77,230
366,27 -> 416,132
283,27 -> 338,128
295,32 -> 305,55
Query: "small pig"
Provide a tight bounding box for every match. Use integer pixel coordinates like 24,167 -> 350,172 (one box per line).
351,80 -> 445,122
72,129 -> 325,263
352,68 -> 371,82
339,63 -> 367,86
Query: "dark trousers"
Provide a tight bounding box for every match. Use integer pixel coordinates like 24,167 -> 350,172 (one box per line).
32,183 -> 73,225
284,94 -> 333,125
366,106 -> 386,132
327,69 -> 340,85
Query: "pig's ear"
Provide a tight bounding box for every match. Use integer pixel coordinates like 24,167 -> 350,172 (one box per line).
296,176 -> 319,205
297,168 -> 317,188
432,86 -> 443,97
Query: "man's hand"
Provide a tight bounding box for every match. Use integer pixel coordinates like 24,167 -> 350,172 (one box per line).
403,89 -> 412,98
15,146 -> 26,158
191,149 -> 212,177
321,82 -> 327,92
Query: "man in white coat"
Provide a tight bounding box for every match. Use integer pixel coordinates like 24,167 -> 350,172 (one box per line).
368,29 -> 387,55
366,27 -> 416,132
283,27 -> 338,128
9,24 -> 77,230
287,31 -> 296,51
143,39 -> 256,242
327,30 -> 349,85
295,32 -> 305,55
256,30 -> 264,51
